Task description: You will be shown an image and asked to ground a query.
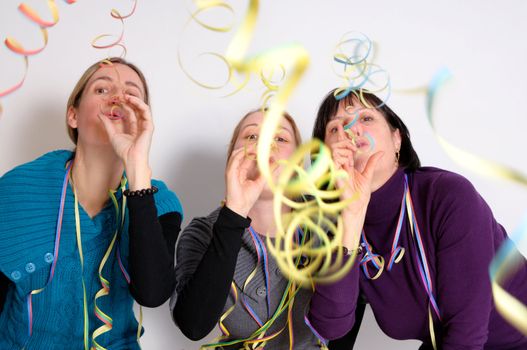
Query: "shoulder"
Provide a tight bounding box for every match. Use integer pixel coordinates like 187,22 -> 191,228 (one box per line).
410,167 -> 498,238
0,150 -> 73,213
0,150 -> 72,187
177,207 -> 222,243
411,166 -> 479,202
151,179 -> 184,218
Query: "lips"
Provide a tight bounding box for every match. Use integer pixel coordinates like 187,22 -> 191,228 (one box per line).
354,139 -> 369,149
103,107 -> 126,120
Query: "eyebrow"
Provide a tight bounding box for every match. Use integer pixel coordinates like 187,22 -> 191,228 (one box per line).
241,123 -> 294,136
90,76 -> 144,95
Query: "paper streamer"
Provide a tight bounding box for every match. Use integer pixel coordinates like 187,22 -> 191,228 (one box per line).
91,0 -> 137,58
181,2 -> 362,348
425,68 -> 527,335
0,0 -> 76,117
332,31 -> 391,107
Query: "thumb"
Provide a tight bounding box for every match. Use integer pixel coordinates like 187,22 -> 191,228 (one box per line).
362,151 -> 384,182
98,113 -> 116,138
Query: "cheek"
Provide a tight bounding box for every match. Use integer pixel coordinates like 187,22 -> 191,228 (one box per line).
276,143 -> 295,158
233,139 -> 251,152
324,133 -> 339,147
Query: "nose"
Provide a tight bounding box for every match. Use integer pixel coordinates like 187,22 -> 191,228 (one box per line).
243,142 -> 257,160
109,94 -> 122,105
345,115 -> 362,138
348,123 -> 361,136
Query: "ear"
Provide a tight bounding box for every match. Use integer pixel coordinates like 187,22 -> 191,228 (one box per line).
67,106 -> 78,129
393,128 -> 402,151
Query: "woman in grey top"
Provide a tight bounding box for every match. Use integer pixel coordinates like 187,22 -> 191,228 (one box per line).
171,107 -> 382,350
170,109 -> 326,349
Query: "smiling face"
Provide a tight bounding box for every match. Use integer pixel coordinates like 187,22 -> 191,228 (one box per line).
66,63 -> 146,147
324,98 -> 401,179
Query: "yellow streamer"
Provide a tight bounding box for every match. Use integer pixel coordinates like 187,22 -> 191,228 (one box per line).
425,69 -> 527,335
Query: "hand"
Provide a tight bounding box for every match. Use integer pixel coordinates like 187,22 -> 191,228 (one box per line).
329,123 -> 383,248
98,94 -> 153,190
224,146 -> 266,218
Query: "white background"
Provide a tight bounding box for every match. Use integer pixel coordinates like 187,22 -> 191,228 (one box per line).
1,1 -> 526,349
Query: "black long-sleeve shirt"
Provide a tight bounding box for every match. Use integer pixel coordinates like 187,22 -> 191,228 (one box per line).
172,206 -> 249,340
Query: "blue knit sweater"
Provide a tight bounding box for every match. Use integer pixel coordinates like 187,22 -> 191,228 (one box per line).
0,150 -> 182,350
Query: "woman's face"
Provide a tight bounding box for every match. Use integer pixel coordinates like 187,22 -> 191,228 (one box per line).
325,100 -> 401,177
232,111 -> 297,182
67,63 -> 146,147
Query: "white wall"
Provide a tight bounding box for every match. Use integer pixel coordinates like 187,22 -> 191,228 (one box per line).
1,1 -> 526,349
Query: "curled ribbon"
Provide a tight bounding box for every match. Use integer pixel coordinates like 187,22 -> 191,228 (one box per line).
332,31 -> 391,107
91,0 -> 137,58
1,0 -> 76,117
425,68 -> 527,335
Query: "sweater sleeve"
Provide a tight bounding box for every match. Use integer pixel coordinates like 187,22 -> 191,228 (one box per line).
127,194 -> 182,307
171,206 -> 250,341
328,300 -> 366,349
308,256 -> 361,340
0,272 -> 9,313
432,173 -> 500,349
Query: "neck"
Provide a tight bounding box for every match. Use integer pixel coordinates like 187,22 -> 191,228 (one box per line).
248,197 -> 290,237
371,164 -> 399,192
71,144 -> 124,218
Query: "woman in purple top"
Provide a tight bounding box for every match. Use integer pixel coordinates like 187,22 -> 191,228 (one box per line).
308,89 -> 527,350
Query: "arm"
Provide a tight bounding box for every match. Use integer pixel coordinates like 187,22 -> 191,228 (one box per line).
432,173 -> 499,349
128,194 -> 182,307
308,122 -> 381,340
172,206 -> 250,341
308,258 -> 361,340
328,300 -> 366,350
0,272 -> 9,314
172,142 -> 265,340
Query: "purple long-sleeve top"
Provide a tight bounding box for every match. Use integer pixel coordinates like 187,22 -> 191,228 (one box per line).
309,167 -> 527,349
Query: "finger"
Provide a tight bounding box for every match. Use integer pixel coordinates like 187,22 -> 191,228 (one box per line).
98,113 -> 117,139
333,148 -> 353,159
121,103 -> 138,137
125,94 -> 152,122
331,139 -> 358,153
336,122 -> 346,142
227,147 -> 245,174
362,151 -> 384,181
333,155 -> 349,171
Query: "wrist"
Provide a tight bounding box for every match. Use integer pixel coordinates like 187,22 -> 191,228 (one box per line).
225,200 -> 249,218
126,163 -> 152,191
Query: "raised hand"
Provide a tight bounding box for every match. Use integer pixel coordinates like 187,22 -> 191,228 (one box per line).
98,94 -> 153,190
328,121 -> 383,249
224,146 -> 266,218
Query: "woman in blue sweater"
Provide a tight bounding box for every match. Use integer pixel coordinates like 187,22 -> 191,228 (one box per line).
0,57 -> 182,349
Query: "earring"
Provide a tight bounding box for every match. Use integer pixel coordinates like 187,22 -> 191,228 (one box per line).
395,150 -> 400,164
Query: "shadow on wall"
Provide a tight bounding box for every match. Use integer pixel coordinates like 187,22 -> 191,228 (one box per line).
167,146 -> 226,225
3,98 -> 71,170
142,147 -> 226,349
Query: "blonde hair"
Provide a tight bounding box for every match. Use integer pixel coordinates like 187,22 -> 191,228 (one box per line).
226,108 -> 302,163
66,57 -> 150,144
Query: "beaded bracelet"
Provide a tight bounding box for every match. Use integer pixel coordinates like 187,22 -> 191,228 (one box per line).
123,185 -> 158,197
341,244 -> 363,256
